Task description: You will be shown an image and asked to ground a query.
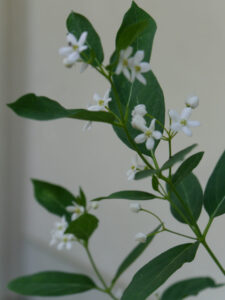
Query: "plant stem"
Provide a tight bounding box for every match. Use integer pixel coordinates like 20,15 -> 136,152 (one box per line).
84,244 -> 118,300
141,208 -> 164,226
164,228 -> 197,240
201,240 -> 225,276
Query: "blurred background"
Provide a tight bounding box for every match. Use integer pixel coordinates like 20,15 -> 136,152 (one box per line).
1,0 -> 225,299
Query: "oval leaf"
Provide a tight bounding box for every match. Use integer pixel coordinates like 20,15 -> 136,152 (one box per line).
135,169 -> 158,180
172,152 -> 204,184
161,144 -> 197,170
121,242 -> 199,300
161,277 -> 223,300
8,94 -> 116,124
8,271 -> 96,296
66,12 -> 104,66
92,190 -> 157,202
204,150 -> 225,218
32,179 -> 77,217
112,225 -> 161,285
66,213 -> 98,241
168,173 -> 203,224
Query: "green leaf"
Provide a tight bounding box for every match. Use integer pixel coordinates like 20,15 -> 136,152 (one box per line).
32,180 -> 77,218
204,150 -> 225,218
66,12 -> 104,66
121,242 -> 199,300
109,2 -> 165,156
66,213 -> 98,241
77,187 -> 87,207
161,277 -> 223,300
8,94 -> 116,124
92,190 -> 157,202
172,152 -> 204,184
112,225 -> 161,285
116,20 -> 149,51
135,169 -> 158,180
152,175 -> 159,191
168,173 -> 203,224
8,271 -> 96,296
161,144 -> 198,170
7,94 -> 115,123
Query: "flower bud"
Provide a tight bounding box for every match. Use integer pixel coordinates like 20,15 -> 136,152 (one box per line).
135,232 -> 147,243
131,115 -> 146,131
130,203 -> 141,213
185,96 -> 199,109
132,104 -> 147,117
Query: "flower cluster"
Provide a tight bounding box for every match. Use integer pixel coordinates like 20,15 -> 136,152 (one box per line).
50,201 -> 99,251
116,47 -> 151,85
169,96 -> 200,136
59,32 -> 88,70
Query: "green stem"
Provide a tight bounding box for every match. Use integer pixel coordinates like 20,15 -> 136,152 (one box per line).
164,228 -> 197,240
201,240 -> 225,276
168,133 -> 172,180
203,217 -> 214,238
141,208 -> 164,226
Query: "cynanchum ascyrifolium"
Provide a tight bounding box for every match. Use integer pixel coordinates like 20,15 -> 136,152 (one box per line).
7,2 -> 225,300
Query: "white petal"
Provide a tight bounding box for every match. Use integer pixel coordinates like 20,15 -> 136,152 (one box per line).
134,50 -> 144,63
182,126 -> 192,136
78,31 -> 88,46
187,120 -> 200,127
130,69 -> 136,82
181,107 -> 192,120
171,122 -> 182,132
185,96 -> 199,109
169,110 -> 180,122
132,104 -> 147,117
153,130 -> 162,140
66,206 -> 75,213
149,119 -> 156,131
57,242 -> 64,250
67,33 -> 77,45
71,213 -> 78,221
67,52 -> 79,64
127,170 -> 135,181
135,133 -> 146,144
93,93 -> 101,102
146,137 -> 155,150
123,68 -> 131,81
79,45 -> 88,52
59,46 -> 73,56
124,46 -> 133,58
87,105 -> 101,111
140,62 -> 151,73
131,115 -> 146,131
104,89 -> 111,100
136,73 -> 146,85
63,58 -> 74,68
115,62 -> 123,75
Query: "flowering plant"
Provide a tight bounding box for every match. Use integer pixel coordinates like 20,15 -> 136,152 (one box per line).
7,2 -> 225,299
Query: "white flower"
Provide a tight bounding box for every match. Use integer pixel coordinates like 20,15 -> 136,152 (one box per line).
131,114 -> 147,132
128,50 -> 151,85
130,203 -> 141,213
88,90 -> 111,112
52,216 -> 68,235
66,202 -> 85,221
126,155 -> 145,180
55,233 -> 75,251
185,95 -> 199,109
134,119 -> 162,150
59,32 -> 88,68
135,232 -> 147,243
131,104 -> 147,117
169,107 -> 200,136
87,201 -> 99,211
115,47 -> 133,80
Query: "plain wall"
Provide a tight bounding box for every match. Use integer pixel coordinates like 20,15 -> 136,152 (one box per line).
3,0 -> 225,299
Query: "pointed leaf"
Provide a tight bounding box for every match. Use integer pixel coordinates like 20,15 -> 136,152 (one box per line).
116,20 -> 149,51
8,94 -> 116,124
204,151 -> 225,218
109,2 -> 165,156
161,144 -> 197,170
77,187 -> 86,207
168,173 -> 203,224
66,12 -> 104,66
32,180 -> 77,218
135,169 -> 158,180
172,152 -> 204,184
112,225 -> 161,285
8,272 -> 96,296
66,213 -> 98,241
92,190 -> 157,202
121,242 -> 199,300
161,277 -> 223,300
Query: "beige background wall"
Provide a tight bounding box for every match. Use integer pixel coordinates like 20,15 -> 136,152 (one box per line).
2,0 -> 225,299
